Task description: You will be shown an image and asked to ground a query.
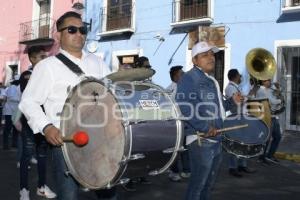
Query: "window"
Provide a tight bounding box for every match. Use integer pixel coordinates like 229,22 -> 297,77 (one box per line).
107,0 -> 131,30
180,0 -> 208,21
282,0 -> 300,13
171,0 -> 213,28
38,0 -> 51,38
100,0 -> 135,35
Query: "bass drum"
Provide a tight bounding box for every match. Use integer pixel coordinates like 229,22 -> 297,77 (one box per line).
222,114 -> 269,158
60,78 -> 183,189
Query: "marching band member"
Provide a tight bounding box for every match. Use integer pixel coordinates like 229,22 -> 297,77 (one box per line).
19,11 -> 116,200
166,66 -> 190,182
176,42 -> 242,200
256,79 -> 282,164
225,69 -> 256,177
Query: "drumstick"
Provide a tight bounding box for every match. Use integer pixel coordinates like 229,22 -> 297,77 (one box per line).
63,131 -> 89,146
197,124 -> 248,137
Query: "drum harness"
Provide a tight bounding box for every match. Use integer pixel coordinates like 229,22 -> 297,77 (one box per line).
56,53 -> 85,77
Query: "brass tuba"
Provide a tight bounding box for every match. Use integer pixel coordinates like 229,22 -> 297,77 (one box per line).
246,48 -> 285,114
246,48 -> 277,81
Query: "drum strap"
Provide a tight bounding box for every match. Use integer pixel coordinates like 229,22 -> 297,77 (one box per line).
229,82 -> 241,93
56,53 -> 85,76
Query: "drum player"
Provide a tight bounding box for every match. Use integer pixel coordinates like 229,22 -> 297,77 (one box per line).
225,69 -> 257,177
176,41 -> 243,200
19,11 -> 117,200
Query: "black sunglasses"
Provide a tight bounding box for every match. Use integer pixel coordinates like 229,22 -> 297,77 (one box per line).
59,26 -> 88,35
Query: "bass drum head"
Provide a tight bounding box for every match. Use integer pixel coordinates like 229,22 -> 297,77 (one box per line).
223,114 -> 269,144
60,79 -> 125,189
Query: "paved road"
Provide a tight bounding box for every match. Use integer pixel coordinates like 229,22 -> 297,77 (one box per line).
1,145 -> 300,200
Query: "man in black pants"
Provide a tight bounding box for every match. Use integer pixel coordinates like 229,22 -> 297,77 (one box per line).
18,46 -> 57,199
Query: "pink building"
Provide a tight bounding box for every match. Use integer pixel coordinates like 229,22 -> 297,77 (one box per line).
0,0 -> 83,85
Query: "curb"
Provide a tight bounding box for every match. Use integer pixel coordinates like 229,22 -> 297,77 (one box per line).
275,152 -> 300,163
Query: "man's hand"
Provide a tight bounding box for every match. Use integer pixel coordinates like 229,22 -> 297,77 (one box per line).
207,127 -> 218,137
232,92 -> 244,105
44,125 -> 63,146
14,120 -> 22,132
274,82 -> 280,89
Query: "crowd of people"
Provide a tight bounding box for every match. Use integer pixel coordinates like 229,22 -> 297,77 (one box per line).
0,11 -> 284,200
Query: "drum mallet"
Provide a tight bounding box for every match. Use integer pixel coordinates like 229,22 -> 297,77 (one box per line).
196,124 -> 248,145
63,131 -> 89,146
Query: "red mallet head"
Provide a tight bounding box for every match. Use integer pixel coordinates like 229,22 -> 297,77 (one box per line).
73,131 -> 89,146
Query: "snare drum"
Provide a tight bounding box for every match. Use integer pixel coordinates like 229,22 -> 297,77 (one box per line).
60,78 -> 183,189
222,114 -> 269,158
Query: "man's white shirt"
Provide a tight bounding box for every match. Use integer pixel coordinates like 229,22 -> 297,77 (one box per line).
256,86 -> 281,117
3,85 -> 21,116
19,49 -> 111,134
166,82 -> 177,100
225,81 -> 240,99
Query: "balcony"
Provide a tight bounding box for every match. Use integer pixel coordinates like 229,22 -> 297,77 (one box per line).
171,0 -> 213,32
98,2 -> 135,37
19,17 -> 55,46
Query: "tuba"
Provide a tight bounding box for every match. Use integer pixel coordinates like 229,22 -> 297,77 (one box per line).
246,48 -> 285,114
246,48 -> 276,81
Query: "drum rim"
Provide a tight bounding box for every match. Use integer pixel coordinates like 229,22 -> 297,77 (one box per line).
223,113 -> 270,144
60,78 -> 127,189
138,81 -> 183,175
222,140 -> 264,158
246,98 -> 269,102
61,79 -> 183,188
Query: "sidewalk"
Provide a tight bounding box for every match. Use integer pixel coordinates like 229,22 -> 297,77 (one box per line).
275,131 -> 300,163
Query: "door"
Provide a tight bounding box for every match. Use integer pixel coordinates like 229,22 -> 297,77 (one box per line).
278,47 -> 300,131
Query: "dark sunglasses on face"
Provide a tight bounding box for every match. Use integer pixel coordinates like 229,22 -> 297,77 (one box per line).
59,26 -> 88,35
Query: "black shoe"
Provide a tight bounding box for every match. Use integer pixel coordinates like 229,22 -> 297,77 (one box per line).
257,157 -> 271,165
121,181 -> 137,192
138,177 -> 152,185
229,169 -> 243,178
265,157 -> 280,164
238,166 -> 257,173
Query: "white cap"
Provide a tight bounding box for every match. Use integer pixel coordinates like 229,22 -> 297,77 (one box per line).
191,41 -> 219,58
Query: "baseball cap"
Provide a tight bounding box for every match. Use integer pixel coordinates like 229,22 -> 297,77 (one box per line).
191,41 -> 219,58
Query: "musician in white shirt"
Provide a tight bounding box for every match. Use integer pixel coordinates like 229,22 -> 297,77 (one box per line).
256,79 -> 282,164
2,79 -> 21,150
225,69 -> 256,177
19,11 -> 116,200
166,65 -> 184,99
